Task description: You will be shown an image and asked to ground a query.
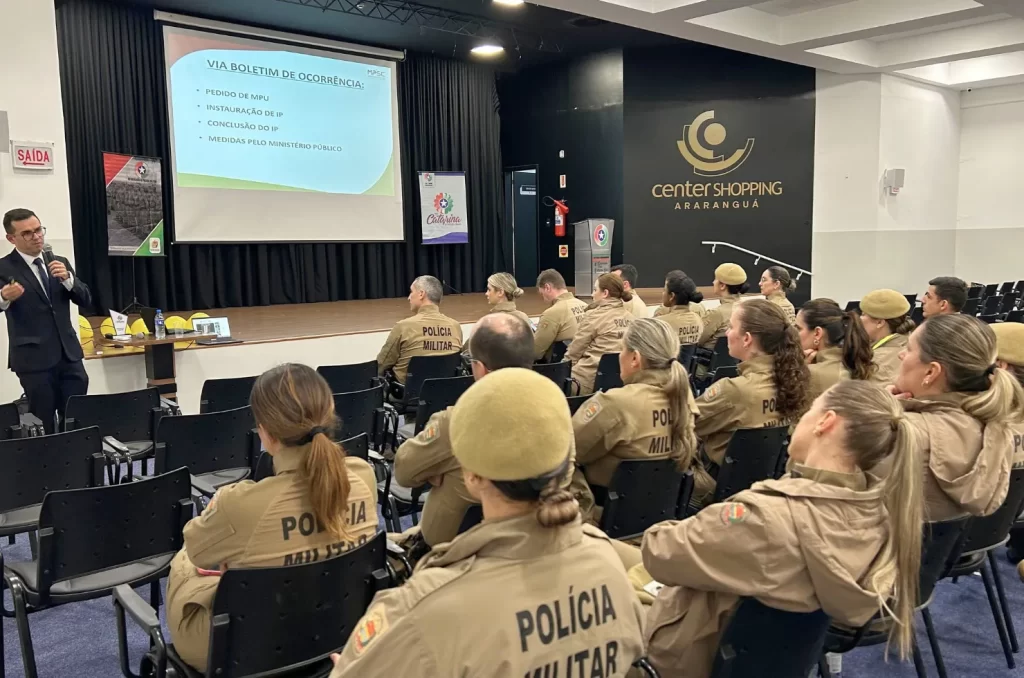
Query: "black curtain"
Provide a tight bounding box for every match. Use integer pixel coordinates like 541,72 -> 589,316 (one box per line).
56,0 -> 507,315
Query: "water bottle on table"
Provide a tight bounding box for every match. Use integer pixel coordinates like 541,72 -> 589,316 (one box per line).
154,308 -> 166,340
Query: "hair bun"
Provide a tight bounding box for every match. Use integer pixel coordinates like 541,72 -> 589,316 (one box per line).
514,287 -> 524,298
692,291 -> 704,304
788,279 -> 798,292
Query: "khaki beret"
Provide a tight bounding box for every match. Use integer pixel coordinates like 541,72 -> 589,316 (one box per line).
993,322 -> 1024,366
449,368 -> 571,481
715,263 -> 747,286
860,289 -> 910,319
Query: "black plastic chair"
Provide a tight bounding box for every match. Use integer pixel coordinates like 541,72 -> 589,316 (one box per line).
457,504 -> 484,535
407,375 -> 474,437
984,295 -> 1004,316
550,341 -> 569,363
0,428 -> 105,550
711,365 -> 739,383
821,516 -> 972,678
317,360 -> 378,395
944,467 -> 1024,669
980,314 -> 1001,324
595,353 -> 623,392
533,361 -> 576,395
963,297 -> 980,316
114,531 -> 392,678
155,406 -> 258,492
968,285 -> 984,300
999,281 -> 1016,295
253,433 -> 370,484
710,597 -> 829,678
1007,309 -> 1024,323
694,336 -> 737,394
678,344 -> 697,374
633,658 -> 659,677
984,283 -> 999,299
567,395 -> 590,416
844,301 -> 861,312
199,376 -> 258,414
64,387 -> 163,477
711,427 -> 789,505
0,402 -> 39,440
904,293 -> 918,308
599,460 -> 692,539
1000,291 -> 1021,314
1,467 -> 193,678
333,384 -> 389,446
911,306 -> 925,326
396,353 -> 464,414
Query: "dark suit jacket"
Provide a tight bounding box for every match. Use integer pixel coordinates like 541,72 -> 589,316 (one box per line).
0,249 -> 92,373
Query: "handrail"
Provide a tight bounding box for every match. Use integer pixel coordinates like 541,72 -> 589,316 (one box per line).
701,241 -> 813,280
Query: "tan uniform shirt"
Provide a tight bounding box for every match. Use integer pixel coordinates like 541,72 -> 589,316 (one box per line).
660,306 -> 705,347
1013,420 -> 1024,470
626,292 -> 649,318
491,299 -> 533,327
534,291 -> 588,361
642,467 -> 891,677
655,303 -> 706,319
698,294 -> 740,348
376,304 -> 464,384
869,333 -> 909,386
572,369 -> 698,488
767,291 -> 796,323
567,299 -> 635,395
328,515 -> 646,678
807,346 -> 849,404
167,450 -> 378,670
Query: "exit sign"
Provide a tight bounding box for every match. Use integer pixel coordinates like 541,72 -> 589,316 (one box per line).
12,141 -> 54,171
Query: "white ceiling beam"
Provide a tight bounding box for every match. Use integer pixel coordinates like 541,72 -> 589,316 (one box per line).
652,0 -> 768,20
875,18 -> 1024,69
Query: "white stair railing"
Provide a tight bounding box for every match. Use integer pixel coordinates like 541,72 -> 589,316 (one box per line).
701,241 -> 813,281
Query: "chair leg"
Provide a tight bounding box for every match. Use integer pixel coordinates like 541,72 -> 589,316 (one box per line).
6,535 -> 13,545
981,562 -> 1015,669
388,498 -> 401,532
10,579 -> 39,678
921,608 -> 948,678
817,656 -> 830,678
912,638 -> 928,678
28,531 -> 38,560
988,550 -> 1019,653
150,580 -> 162,610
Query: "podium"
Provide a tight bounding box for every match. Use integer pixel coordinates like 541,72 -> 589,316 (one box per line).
574,218 -> 615,297
97,333 -> 214,399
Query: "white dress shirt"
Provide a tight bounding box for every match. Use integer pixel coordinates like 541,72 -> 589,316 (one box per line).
0,248 -> 75,310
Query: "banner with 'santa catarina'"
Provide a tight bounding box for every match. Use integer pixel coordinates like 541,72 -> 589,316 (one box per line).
419,171 -> 469,244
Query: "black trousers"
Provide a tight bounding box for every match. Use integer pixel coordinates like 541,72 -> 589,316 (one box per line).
17,357 -> 89,434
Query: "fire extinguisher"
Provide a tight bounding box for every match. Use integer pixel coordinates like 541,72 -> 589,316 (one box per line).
553,199 -> 569,237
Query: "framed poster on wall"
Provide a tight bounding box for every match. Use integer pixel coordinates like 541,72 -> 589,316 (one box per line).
104,152 -> 165,256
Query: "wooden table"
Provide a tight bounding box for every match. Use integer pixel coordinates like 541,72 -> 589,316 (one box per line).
96,334 -> 215,398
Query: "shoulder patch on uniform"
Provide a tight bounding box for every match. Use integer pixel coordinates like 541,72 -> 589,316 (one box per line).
719,502 -> 748,526
582,399 -> 603,422
422,421 -> 439,442
704,381 -> 723,401
353,603 -> 390,655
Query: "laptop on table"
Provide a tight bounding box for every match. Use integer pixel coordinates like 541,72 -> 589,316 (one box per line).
192,317 -> 243,346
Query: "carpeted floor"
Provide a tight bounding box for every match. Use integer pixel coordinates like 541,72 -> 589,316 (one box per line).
4,526 -> 1024,677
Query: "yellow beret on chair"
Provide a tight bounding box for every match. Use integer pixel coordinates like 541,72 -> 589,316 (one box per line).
450,368 -> 572,481
715,263 -> 747,286
993,322 -> 1024,366
860,289 -> 910,320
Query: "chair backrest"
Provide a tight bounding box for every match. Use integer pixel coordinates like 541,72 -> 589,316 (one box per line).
550,341 -> 569,363
1000,292 -> 1021,313
920,516 -> 971,603
709,597 -> 830,678
0,401 -> 21,440
207,531 -> 389,677
962,297 -> 980,316
317,361 -> 378,395
1007,309 -> 1024,323
36,467 -> 192,594
712,365 -> 739,383
904,293 -> 918,308
708,335 -> 738,372
599,459 -> 686,539
979,314 -> 1000,324
0,427 -> 106,514
713,427 -> 789,503
984,295 -> 1003,314
155,406 -> 256,476
1000,281 -> 1016,295
968,285 -> 983,299
64,387 -> 160,441
458,504 -> 484,534
415,376 -> 474,433
567,395 -> 590,415
252,433 -> 369,483
533,361 -> 572,394
595,353 -> 623,391
958,467 -> 1024,557
984,283 -> 999,298
910,306 -> 925,325
200,376 -> 258,414
844,300 -> 860,312
333,384 -> 385,441
404,353 -> 464,407
253,450 -> 275,482
679,344 -> 697,373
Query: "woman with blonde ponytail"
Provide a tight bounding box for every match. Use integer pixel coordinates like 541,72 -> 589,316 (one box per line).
641,381 -> 923,677
485,272 -> 532,326
572,318 -> 699,504
167,364 -> 378,672
328,369 -> 646,677
892,314 -> 1024,520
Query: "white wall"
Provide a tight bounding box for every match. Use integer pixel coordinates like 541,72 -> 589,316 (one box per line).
0,0 -> 75,402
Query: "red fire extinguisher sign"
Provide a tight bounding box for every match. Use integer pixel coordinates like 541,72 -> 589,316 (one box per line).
553,200 -> 569,238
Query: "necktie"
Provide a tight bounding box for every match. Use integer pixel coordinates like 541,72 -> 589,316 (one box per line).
33,258 -> 50,301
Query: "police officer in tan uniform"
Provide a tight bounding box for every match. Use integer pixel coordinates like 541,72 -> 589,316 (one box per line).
377,275 -> 463,387
567,273 -> 635,395
889,314 -> 1024,521
573,318 -> 699,499
990,323 -> 1024,576
758,266 -> 797,323
167,365 -> 378,672
697,263 -> 748,349
640,381 -> 925,677
796,299 -> 876,403
656,270 -> 704,347
485,272 -> 532,326
611,263 -> 648,318
328,369 -> 645,678
859,289 -> 914,386
694,300 -> 809,501
533,269 -> 587,362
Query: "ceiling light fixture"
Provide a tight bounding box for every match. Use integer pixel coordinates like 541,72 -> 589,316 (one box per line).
493,0 -> 526,6
470,43 -> 505,56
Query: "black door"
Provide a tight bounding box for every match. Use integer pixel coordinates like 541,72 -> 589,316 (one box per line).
511,168 -> 539,288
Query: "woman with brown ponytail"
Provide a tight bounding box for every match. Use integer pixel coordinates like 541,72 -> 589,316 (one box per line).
567,272 -> 636,394
167,364 -> 378,672
759,265 -> 797,323
891,314 -> 1024,520
328,369 -> 645,677
797,298 -> 876,401
641,381 -> 924,677
573,318 -> 700,501
694,300 -> 809,501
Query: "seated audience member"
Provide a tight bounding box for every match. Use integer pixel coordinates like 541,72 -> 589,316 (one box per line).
758,265 -> 797,323
796,298 -> 876,401
654,270 -> 707,322
922,276 -> 968,318
485,272 -> 532,326
533,268 -> 587,361
567,273 -> 636,395
167,364 -> 378,672
573,318 -> 699,498
859,289 -> 914,386
890,314 -> 1024,521
694,300 -> 809,501
698,263 -> 748,349
376,275 -> 463,390
989,323 -> 1024,574
641,381 -> 923,677
328,369 -> 645,677
656,270 -> 704,347
612,263 -> 648,318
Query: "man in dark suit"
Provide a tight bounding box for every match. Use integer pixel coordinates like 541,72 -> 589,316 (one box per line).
1,208 -> 92,433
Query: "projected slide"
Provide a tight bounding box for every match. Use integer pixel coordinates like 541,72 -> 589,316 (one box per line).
163,26 -> 404,243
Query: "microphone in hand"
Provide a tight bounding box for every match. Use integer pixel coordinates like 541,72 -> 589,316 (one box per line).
42,244 -> 70,281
